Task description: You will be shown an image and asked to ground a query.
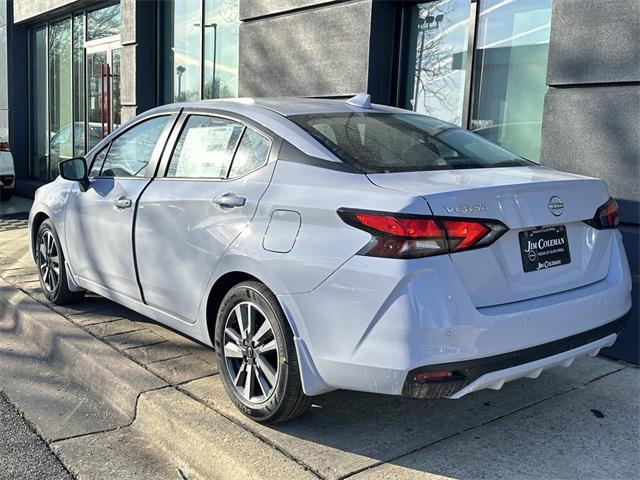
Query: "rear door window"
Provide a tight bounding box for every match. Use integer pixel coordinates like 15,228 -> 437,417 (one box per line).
167,115 -> 244,178
228,128 -> 271,178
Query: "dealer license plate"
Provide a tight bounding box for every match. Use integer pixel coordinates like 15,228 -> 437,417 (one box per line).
518,225 -> 571,272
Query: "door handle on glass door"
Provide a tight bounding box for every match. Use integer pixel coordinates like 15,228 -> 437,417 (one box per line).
113,197 -> 132,209
213,193 -> 246,208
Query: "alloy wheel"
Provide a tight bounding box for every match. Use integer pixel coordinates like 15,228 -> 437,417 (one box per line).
223,301 -> 280,403
38,230 -> 60,292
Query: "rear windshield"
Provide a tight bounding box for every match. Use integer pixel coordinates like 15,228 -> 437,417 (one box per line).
289,112 -> 532,173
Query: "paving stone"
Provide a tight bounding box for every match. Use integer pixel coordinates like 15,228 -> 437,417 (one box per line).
103,329 -> 167,351
5,273 -> 40,284
84,319 -> 146,339
1,266 -> 39,277
143,321 -> 217,364
67,309 -> 126,326
147,354 -> 218,385
126,341 -> 191,365
51,296 -> 118,317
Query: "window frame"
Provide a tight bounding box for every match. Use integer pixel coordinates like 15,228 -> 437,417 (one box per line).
157,109 -> 276,182
86,111 -> 179,180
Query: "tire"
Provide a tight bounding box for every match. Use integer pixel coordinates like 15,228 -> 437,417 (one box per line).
0,188 -> 13,202
35,219 -> 85,305
215,281 -> 311,423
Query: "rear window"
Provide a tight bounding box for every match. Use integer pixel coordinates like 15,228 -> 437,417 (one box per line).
289,113 -> 532,173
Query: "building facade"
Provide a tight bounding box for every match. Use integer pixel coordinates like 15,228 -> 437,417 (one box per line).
1,0 -> 638,361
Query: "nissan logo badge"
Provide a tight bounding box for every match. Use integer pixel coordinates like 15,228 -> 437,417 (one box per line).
548,196 -> 564,216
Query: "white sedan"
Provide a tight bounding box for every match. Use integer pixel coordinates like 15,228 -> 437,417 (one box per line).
29,95 -> 632,423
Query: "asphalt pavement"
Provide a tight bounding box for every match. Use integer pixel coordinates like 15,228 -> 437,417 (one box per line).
0,391 -> 72,480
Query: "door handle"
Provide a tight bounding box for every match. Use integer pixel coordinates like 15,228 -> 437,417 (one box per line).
113,196 -> 132,209
213,192 -> 246,208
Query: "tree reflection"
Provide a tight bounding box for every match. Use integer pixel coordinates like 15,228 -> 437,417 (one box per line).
412,1 -> 463,124
87,5 -> 120,41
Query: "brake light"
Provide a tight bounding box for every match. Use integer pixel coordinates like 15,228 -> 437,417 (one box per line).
585,197 -> 619,229
338,209 -> 507,259
0,142 -> 9,152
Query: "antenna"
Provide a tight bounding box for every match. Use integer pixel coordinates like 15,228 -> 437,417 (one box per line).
346,93 -> 372,109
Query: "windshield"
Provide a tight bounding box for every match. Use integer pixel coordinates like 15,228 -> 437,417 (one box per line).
289,113 -> 533,173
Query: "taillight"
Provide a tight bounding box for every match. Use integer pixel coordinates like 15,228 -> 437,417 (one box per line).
338,209 -> 507,259
585,197 -> 619,229
0,142 -> 10,152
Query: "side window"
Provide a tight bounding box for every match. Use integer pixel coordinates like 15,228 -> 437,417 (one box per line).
167,115 -> 243,178
89,145 -> 109,177
100,116 -> 169,178
228,128 -> 272,178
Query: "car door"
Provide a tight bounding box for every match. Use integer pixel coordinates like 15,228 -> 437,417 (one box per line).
65,113 -> 177,301
135,111 -> 277,323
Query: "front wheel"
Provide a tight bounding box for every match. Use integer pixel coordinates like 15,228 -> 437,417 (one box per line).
36,219 -> 85,305
215,281 -> 311,423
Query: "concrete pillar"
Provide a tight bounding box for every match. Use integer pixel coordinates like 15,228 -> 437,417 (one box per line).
541,0 -> 640,362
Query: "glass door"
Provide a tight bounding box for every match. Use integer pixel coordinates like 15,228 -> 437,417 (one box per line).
86,42 -> 121,150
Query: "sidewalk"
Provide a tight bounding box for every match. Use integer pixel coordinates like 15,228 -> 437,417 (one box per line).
0,199 -> 638,479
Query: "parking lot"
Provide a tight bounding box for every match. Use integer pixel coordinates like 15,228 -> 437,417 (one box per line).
1,197 -> 638,480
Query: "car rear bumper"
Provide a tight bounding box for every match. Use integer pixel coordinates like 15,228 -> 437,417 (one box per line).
280,231 -> 632,396
402,318 -> 623,399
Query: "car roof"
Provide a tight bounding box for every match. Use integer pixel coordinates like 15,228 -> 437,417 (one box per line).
149,96 -> 411,117
133,96 -> 417,163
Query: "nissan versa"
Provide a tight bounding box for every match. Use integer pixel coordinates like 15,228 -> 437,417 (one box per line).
29,95 -> 632,423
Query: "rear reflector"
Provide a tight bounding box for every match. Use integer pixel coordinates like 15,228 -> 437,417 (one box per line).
414,371 -> 452,383
338,208 -> 507,259
0,142 -> 9,152
585,197 -> 619,229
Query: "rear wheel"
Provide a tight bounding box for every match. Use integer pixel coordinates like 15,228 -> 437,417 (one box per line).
36,219 -> 85,305
215,281 -> 311,423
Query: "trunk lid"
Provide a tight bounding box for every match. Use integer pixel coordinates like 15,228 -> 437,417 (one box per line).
368,166 -> 613,307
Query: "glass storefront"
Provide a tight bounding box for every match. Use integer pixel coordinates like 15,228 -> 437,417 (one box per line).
407,0 -> 471,126
29,27 -> 48,179
72,15 -> 85,157
48,18 -> 73,179
29,3 -> 122,180
405,0 -> 552,162
161,0 -> 239,104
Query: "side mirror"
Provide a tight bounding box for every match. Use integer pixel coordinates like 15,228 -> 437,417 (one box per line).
59,157 -> 90,192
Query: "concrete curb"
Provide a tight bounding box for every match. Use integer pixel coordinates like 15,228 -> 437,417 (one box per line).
1,277 -> 318,479
134,388 -> 318,480
0,277 -> 166,421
